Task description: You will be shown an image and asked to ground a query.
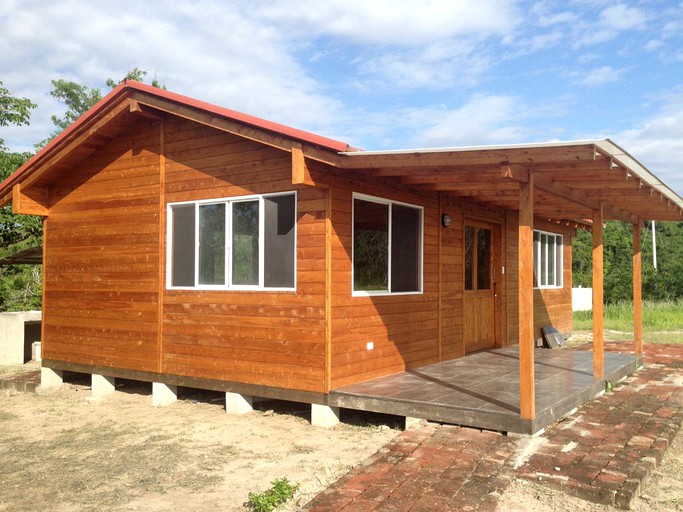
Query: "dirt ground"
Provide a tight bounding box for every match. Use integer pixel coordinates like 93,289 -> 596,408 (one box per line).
498,431 -> 683,511
0,377 -> 399,512
1,370 -> 681,511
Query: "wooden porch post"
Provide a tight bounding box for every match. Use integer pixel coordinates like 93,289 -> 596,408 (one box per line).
592,204 -> 604,379
519,171 -> 535,420
633,219 -> 643,357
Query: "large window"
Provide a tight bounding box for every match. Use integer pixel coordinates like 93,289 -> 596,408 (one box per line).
533,230 -> 563,288
168,192 -> 296,290
352,193 -> 423,295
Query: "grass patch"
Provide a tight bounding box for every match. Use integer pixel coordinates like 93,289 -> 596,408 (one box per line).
573,299 -> 683,344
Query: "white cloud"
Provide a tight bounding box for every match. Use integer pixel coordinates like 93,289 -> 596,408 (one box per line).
254,0 -> 519,45
0,0 -> 348,151
576,65 -> 627,86
616,89 -> 683,195
645,39 -> 664,52
572,3 -> 648,47
404,94 -> 531,148
532,2 -> 578,27
599,4 -> 647,31
357,40 -> 493,90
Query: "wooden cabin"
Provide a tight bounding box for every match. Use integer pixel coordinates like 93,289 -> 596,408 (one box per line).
2,81 -> 682,432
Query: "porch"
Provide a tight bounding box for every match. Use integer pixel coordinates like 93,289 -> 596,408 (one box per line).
329,346 -> 641,435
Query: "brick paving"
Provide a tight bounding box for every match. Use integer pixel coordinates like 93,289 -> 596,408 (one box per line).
305,425 -> 517,512
305,342 -> 683,511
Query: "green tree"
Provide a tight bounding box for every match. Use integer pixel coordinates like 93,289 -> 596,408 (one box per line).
0,81 -> 36,148
105,66 -> 166,90
572,220 -> 683,303
1,69 -> 164,310
0,82 -> 41,311
44,68 -> 165,147
48,79 -> 102,134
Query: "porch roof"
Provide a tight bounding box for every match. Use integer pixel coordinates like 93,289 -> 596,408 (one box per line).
1,81 -> 680,226
338,139 -> 683,225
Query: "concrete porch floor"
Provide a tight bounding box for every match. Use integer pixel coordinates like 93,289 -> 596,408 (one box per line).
329,346 -> 641,435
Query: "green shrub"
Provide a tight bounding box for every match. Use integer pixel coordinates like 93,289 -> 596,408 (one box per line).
246,478 -> 299,512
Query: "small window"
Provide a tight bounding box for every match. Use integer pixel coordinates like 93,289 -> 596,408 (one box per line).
533,229 -> 563,288
168,192 -> 296,290
353,194 -> 423,295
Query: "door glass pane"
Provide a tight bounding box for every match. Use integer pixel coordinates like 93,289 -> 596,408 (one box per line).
476,228 -> 491,290
264,194 -> 295,288
171,204 -> 196,287
464,226 -> 474,290
353,199 -> 388,291
198,204 -> 225,285
232,200 -> 259,285
391,204 -> 421,292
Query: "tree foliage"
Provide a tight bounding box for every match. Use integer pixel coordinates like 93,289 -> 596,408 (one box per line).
572,220 -> 683,303
0,82 -> 41,310
48,79 -> 102,135
0,81 -> 36,148
1,70 -> 164,311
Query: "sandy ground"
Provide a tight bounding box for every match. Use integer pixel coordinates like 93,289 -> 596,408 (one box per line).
0,377 -> 399,512
498,431 -> 683,511
1,364 -> 681,511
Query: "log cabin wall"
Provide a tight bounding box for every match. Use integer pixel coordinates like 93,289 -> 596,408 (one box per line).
44,118 -> 163,372
505,214 -> 575,344
440,196 -> 465,360
327,181 -> 439,389
160,118 -> 327,393
41,111 -> 577,393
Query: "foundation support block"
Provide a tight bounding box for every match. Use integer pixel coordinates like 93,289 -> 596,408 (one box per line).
152,382 -> 177,407
225,392 -> 253,415
91,374 -> 116,398
311,404 -> 340,428
405,416 -> 427,430
40,367 -> 63,388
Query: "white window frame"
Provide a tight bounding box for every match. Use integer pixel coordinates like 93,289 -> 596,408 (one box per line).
533,229 -> 563,289
166,191 -> 297,291
351,192 -> 424,297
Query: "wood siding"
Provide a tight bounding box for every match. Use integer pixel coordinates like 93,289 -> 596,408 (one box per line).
160,118 -> 326,392
327,178 -> 440,389
505,214 -> 575,344
39,113 -> 577,394
44,118 -> 162,371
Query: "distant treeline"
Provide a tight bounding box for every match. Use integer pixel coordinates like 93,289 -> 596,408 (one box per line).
572,220 -> 683,303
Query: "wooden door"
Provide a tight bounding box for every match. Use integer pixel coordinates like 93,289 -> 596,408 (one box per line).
464,221 -> 497,353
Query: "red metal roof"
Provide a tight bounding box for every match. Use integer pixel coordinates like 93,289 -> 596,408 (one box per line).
0,80 -> 354,199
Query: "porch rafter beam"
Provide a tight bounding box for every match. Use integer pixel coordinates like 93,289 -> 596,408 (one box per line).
337,145 -> 601,170
502,164 -> 638,224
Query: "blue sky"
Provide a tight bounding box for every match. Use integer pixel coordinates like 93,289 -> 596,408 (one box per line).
2,0 -> 683,195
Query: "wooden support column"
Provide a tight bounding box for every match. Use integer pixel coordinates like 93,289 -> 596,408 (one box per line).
592,204 -> 604,380
633,219 -> 643,357
518,171 -> 535,420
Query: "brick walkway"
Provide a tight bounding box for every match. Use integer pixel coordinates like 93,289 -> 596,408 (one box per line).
304,342 -> 683,511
